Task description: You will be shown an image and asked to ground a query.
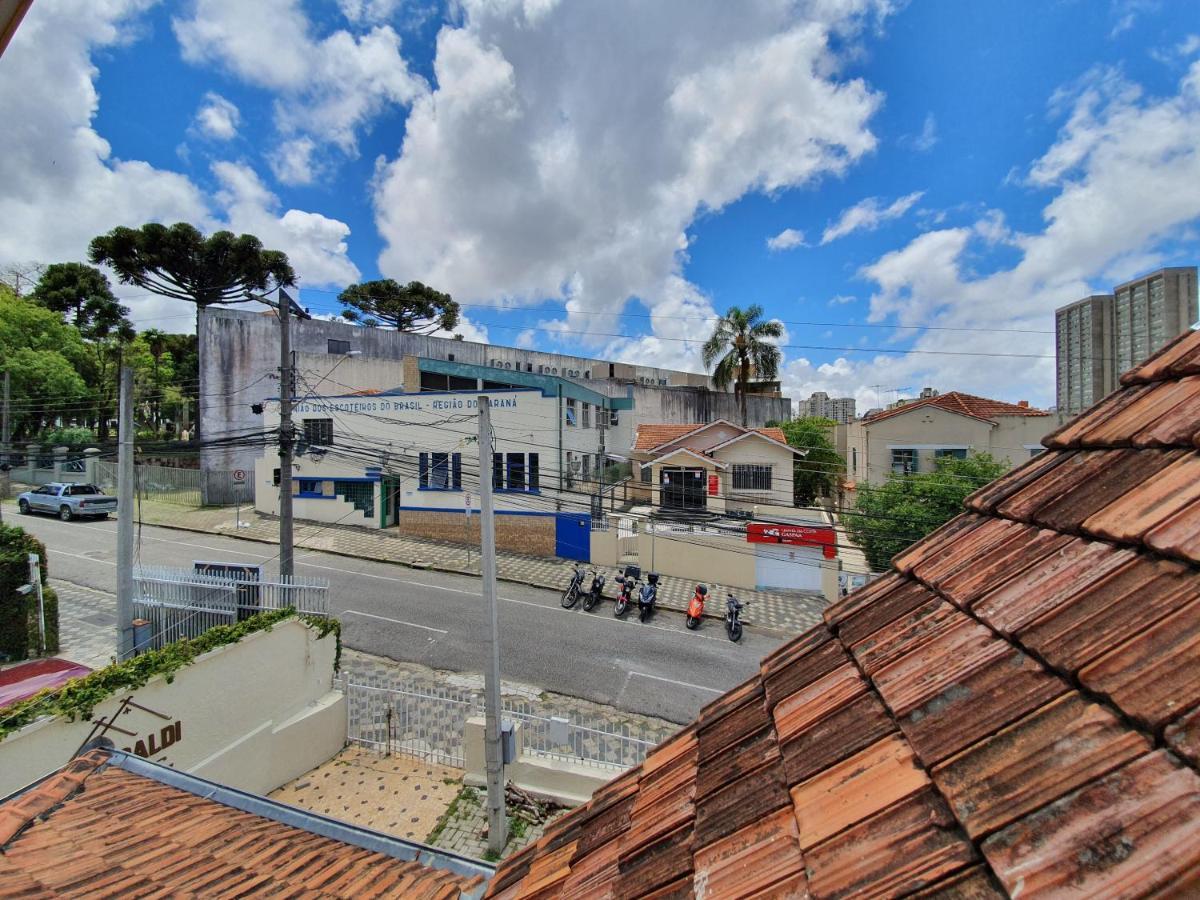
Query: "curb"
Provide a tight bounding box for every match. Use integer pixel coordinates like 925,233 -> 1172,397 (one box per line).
125,515 -> 757,627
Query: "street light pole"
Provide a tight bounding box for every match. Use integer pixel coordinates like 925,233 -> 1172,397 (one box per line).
1,369 -> 9,523
116,365 -> 135,660
278,288 -> 295,583
478,396 -> 507,853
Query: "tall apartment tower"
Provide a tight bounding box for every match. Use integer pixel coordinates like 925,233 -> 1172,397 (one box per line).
1055,267 -> 1198,419
800,391 -> 856,423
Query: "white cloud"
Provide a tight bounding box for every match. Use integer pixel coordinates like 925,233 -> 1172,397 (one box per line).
828,293 -> 856,305
270,137 -> 319,186
0,0 -> 361,330
174,0 -> 426,166
900,112 -> 938,152
193,92 -> 240,140
820,190 -> 924,244
788,60 -> 1200,409
767,228 -> 807,251
372,0 -> 889,371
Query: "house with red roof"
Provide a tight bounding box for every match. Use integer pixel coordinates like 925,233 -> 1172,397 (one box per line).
838,390 -> 1053,492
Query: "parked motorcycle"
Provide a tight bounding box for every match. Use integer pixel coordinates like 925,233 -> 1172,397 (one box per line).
686,584 -> 707,630
638,572 -> 660,623
614,565 -> 639,618
725,593 -> 747,642
583,570 -> 606,612
561,564 -> 586,609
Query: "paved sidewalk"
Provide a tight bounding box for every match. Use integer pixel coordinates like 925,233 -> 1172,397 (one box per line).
52,579 -> 118,670
121,499 -> 827,633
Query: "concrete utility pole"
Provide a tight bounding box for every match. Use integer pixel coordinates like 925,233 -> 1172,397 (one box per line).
278,288 -> 295,583
116,366 -> 135,660
28,553 -> 45,654
1,369 -> 9,523
478,397 -> 507,853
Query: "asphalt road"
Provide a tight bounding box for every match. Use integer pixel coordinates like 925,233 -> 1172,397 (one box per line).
12,509 -> 787,723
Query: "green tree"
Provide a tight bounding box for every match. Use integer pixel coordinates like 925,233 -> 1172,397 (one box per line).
0,287 -> 90,438
339,279 -> 460,334
846,453 -> 1010,571
777,417 -> 845,505
89,222 -> 296,443
127,331 -> 179,435
30,263 -> 130,337
701,304 -> 782,426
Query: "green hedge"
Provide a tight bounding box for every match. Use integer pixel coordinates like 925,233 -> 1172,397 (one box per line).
0,608 -> 340,740
0,524 -> 59,660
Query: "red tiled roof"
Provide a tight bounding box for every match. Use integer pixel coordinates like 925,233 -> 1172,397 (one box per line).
488,327 -> 1200,899
633,422 -> 788,451
0,750 -> 486,899
864,390 -> 1050,425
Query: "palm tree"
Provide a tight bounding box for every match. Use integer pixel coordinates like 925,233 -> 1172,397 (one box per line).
702,304 -> 783,426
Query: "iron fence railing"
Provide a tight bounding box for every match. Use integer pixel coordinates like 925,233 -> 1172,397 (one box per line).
341,678 -> 664,771
95,461 -> 253,507
132,566 -> 330,650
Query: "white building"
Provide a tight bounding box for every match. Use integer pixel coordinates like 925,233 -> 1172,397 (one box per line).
799,391 -> 856,423
254,383 -> 609,560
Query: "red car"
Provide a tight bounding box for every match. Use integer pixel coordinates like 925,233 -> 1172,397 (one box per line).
0,658 -> 92,709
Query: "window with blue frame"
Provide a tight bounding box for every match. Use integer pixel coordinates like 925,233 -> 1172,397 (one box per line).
297,479 -> 324,496
493,452 -> 538,491
419,452 -> 462,490
934,448 -> 968,461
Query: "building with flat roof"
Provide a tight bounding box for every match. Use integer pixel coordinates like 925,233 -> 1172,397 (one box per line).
799,391 -> 856,423
1055,267 -> 1197,419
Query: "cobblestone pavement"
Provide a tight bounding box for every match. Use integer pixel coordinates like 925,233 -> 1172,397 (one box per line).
127,500 -> 827,633
428,784 -> 565,861
51,579 -> 118,670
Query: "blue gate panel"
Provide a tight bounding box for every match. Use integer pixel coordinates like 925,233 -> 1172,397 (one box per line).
555,513 -> 591,561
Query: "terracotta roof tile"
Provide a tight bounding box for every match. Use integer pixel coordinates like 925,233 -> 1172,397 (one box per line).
489,327 -> 1200,898
930,693 -> 1151,839
633,422 -> 788,451
980,751 -> 1200,897
804,787 -> 977,899
864,391 -> 1049,426
0,751 -> 485,900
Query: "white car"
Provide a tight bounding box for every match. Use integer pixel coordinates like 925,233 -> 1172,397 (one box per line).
17,483 -> 117,521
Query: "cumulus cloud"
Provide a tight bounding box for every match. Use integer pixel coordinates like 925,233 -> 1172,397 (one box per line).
767,228 -> 807,251
820,190 -> 924,244
193,91 -> 240,140
0,0 -> 361,330
270,137 -> 319,186
371,0 -> 890,372
174,0 -> 426,168
786,60 -> 1200,408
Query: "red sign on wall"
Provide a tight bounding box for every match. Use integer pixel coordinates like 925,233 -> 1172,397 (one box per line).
746,522 -> 837,558
708,473 -> 720,496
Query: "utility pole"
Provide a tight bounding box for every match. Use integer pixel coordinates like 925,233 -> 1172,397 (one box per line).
478,397 -> 507,853
1,369 -> 9,523
116,366 -> 135,660
278,288 -> 295,583
28,554 -> 45,654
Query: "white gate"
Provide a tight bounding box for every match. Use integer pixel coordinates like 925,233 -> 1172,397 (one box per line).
754,544 -> 823,591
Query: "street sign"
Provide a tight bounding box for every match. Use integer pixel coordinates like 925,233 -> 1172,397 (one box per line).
232,469 -> 247,484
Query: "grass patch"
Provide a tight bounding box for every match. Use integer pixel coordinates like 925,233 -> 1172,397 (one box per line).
482,849 -> 501,862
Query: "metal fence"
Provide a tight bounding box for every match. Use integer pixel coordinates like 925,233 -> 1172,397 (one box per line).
132,566 -> 330,650
342,678 -> 661,771
95,461 -> 253,507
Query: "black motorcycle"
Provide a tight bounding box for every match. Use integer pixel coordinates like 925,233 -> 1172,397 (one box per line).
614,566 -> 639,618
725,593 -> 747,642
583,571 -> 606,611
638,572 -> 660,623
561,565 -> 586,608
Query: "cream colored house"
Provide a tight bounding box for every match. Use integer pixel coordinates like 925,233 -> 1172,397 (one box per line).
837,391 -> 1053,496
629,420 -> 801,515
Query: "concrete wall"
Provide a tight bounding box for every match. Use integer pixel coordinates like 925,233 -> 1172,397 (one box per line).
637,528 -> 758,590
0,619 -> 344,798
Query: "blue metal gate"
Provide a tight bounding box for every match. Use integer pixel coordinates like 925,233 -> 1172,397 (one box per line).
555,512 -> 591,560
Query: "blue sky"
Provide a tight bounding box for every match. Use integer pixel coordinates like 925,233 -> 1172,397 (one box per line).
2,0 -> 1199,410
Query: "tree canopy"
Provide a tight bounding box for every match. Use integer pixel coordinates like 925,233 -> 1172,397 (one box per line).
338,279 -> 459,334
31,263 -> 131,338
845,452 -> 1010,571
776,417 -> 845,505
701,304 -> 782,426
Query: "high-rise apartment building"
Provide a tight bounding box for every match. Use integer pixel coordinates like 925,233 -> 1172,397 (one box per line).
1055,267 -> 1197,419
800,391 -> 856,423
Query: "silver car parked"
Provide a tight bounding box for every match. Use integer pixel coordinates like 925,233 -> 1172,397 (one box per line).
17,483 -> 117,521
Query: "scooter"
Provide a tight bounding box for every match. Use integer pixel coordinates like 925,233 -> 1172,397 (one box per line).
614,566 -> 639,618
638,572 -> 660,623
561,564 -> 586,609
686,584 -> 707,630
583,570 -> 606,612
725,593 -> 747,642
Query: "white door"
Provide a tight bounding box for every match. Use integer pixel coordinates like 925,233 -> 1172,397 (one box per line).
755,544 -> 823,592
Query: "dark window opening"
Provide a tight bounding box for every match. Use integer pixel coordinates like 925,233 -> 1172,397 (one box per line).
493,453 -> 505,490
328,338 -> 351,354
303,418 -> 334,446
732,464 -> 772,491
334,481 -> 374,517
298,479 -> 323,495
506,453 -> 526,492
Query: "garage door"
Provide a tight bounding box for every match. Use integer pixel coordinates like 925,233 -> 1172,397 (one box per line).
755,544 -> 822,592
